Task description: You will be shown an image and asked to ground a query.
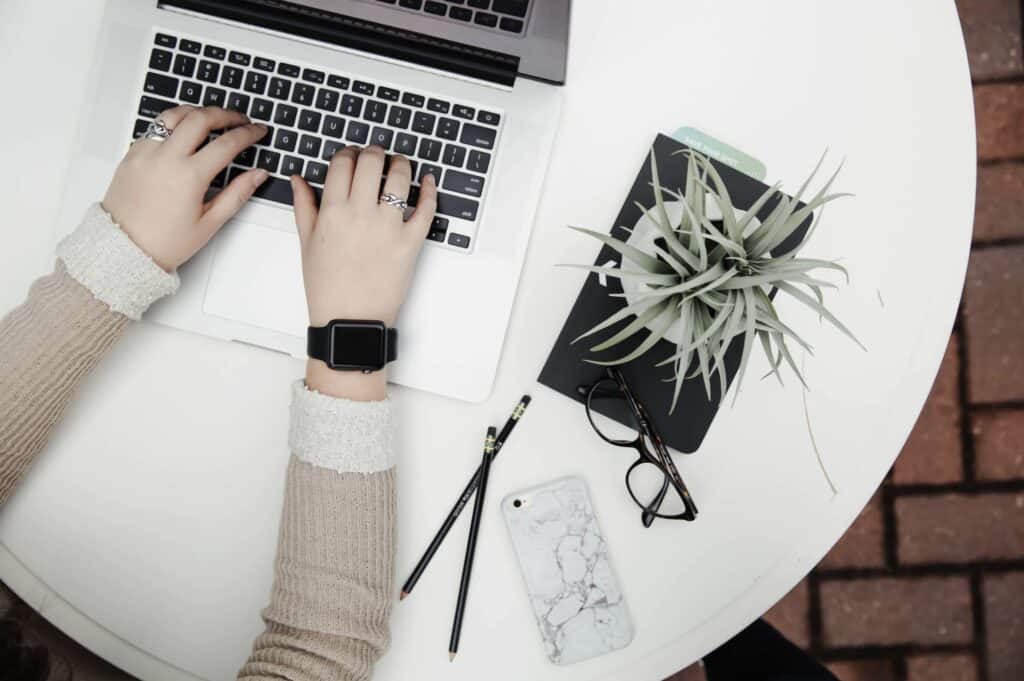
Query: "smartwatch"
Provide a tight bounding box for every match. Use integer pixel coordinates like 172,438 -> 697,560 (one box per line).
306,320 -> 398,372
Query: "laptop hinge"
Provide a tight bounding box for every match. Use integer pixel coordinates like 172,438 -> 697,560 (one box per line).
158,0 -> 519,86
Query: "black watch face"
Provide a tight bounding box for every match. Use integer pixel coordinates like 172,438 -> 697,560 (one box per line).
329,321 -> 387,371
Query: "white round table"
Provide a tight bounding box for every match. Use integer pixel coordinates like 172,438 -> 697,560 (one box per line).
0,1 -> 975,680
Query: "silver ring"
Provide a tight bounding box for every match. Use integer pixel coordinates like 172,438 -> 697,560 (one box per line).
379,192 -> 408,210
142,119 -> 173,143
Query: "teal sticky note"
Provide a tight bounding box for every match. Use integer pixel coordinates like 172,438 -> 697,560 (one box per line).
671,127 -> 767,181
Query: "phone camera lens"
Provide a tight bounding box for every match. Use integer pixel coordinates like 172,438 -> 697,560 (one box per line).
513,499 -> 522,508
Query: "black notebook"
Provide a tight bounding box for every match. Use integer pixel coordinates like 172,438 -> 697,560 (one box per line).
538,134 -> 811,453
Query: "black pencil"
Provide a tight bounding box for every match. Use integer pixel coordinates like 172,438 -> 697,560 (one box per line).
449,427 -> 496,661
400,395 -> 531,600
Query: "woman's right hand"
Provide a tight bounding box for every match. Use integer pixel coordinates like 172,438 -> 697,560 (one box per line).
291,145 -> 437,400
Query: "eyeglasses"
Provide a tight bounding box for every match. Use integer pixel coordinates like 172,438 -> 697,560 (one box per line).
578,367 -> 698,527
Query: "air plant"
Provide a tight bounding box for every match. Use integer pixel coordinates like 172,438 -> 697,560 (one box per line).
566,149 -> 864,413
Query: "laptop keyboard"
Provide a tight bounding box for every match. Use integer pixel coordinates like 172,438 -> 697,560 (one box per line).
368,0 -> 532,36
134,31 -> 505,252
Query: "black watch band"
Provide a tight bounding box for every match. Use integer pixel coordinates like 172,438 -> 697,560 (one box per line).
307,320 -> 398,372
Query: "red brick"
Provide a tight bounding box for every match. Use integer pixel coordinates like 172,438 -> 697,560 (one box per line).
973,409 -> 1024,480
820,577 -> 973,646
974,163 -> 1024,242
826,659 -> 897,681
763,580 -> 810,649
821,492 -> 885,569
956,0 -> 1024,79
984,571 -> 1024,681
906,654 -> 979,681
963,245 -> 1024,403
663,663 -> 705,681
894,335 -> 962,484
975,84 -> 1024,161
896,492 -> 1024,563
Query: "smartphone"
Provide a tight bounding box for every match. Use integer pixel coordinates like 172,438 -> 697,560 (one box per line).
501,476 -> 634,665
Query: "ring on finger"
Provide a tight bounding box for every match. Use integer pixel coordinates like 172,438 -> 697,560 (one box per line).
141,118 -> 173,143
379,192 -> 408,211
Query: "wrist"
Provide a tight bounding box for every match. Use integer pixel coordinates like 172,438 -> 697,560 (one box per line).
305,359 -> 387,401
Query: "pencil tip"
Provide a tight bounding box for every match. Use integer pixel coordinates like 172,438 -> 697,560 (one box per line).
399,591 -> 408,601
449,652 -> 456,662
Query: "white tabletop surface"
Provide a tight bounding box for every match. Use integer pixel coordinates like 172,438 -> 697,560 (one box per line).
0,1 -> 975,680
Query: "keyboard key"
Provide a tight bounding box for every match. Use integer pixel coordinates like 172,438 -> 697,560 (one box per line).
220,65 -> 243,88
328,74 -> 350,90
322,139 -> 345,160
257,149 -> 281,173
133,118 -> 150,139
427,216 -> 449,242
298,110 -> 322,132
449,6 -> 472,20
138,95 -> 176,118
274,104 -> 298,126
340,94 -> 363,116
235,146 -> 257,167
477,109 -> 500,125
144,72 -> 178,98
282,155 -> 304,176
149,48 -> 173,72
364,100 -> 387,123
292,83 -> 315,106
443,143 -> 467,167
467,149 -> 490,173
388,105 -> 411,129
419,163 -> 443,183
353,81 -> 375,95
448,233 -> 471,248
377,86 -> 400,101
180,39 -> 202,54
322,115 -> 345,138
394,132 -> 418,155
318,88 -> 341,112
499,16 -> 524,32
427,98 -> 450,113
229,51 -> 251,66
443,169 -> 484,197
274,129 -> 297,152
424,0 -> 446,15
437,117 -> 460,140
399,0 -> 423,8
203,45 -> 226,60
302,68 -> 325,84
299,134 -> 322,157
197,60 -> 220,83
412,111 -> 435,134
468,0 -> 489,8
277,62 -> 300,77
251,98 -> 274,121
474,11 -> 498,27
345,121 -> 369,144
254,57 -> 275,71
203,87 -> 227,107
226,92 -> 251,113
179,81 -> 202,104
418,138 -> 441,161
459,123 -> 496,149
173,54 -> 196,77
269,77 -> 291,100
253,176 -> 298,205
369,127 -> 394,149
402,92 -> 425,108
304,161 -> 328,184
493,0 -> 528,16
409,160 -> 419,178
155,33 -> 177,48
437,192 -> 479,220
453,104 -> 474,120
244,71 -> 268,94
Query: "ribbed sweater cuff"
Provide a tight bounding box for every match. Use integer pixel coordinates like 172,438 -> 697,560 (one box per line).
56,203 -> 180,320
288,381 -> 394,473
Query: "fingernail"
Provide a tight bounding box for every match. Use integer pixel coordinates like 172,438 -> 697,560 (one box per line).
426,173 -> 436,185
254,169 -> 269,184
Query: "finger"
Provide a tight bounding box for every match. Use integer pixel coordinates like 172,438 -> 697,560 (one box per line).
349,145 -> 387,206
291,175 -> 319,246
198,168 -> 269,235
322,146 -> 358,205
165,106 -> 251,156
193,123 -> 269,179
406,172 -> 438,240
381,154 -> 412,214
130,105 -> 197,155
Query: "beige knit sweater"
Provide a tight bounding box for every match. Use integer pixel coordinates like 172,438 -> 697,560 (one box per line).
0,205 -> 395,681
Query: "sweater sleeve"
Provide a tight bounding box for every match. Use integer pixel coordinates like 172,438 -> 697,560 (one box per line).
238,382 -> 397,681
0,204 -> 179,506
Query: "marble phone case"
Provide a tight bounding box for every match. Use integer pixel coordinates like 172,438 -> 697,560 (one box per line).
501,476 -> 634,665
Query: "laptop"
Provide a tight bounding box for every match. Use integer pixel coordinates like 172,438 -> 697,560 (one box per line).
54,0 -> 567,402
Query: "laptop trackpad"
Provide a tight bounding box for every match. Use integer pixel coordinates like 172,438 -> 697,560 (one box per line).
202,222 -> 307,337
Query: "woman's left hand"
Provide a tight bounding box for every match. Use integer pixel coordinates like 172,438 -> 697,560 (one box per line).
102,105 -> 271,272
